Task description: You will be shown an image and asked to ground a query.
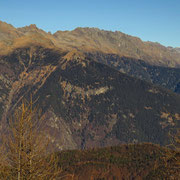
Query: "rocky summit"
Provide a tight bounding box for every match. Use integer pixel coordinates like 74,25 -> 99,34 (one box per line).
0,21 -> 180,150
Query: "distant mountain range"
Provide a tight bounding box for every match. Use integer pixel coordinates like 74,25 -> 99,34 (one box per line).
0,20 -> 180,150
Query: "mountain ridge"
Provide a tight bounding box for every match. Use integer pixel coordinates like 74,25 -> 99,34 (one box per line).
1,20 -> 180,67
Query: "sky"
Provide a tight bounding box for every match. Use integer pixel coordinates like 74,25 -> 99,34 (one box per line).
0,0 -> 180,47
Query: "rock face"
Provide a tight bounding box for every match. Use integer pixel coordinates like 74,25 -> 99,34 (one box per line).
175,47 -> 180,53
0,46 -> 180,150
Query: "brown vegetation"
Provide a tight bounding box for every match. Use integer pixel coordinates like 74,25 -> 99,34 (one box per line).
0,99 -> 62,179
58,143 -> 180,179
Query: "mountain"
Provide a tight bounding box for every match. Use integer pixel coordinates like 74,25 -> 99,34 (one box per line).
0,21 -> 22,41
0,46 -> 180,150
0,20 -> 180,150
0,21 -> 55,55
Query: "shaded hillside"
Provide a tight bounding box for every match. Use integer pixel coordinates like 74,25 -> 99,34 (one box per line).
175,82 -> 180,93
58,143 -> 180,179
88,53 -> 180,93
0,46 -> 180,150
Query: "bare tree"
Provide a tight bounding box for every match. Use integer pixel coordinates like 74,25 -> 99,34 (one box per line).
0,98 -> 62,179
173,128 -> 180,168
174,129 -> 180,151
164,128 -> 180,172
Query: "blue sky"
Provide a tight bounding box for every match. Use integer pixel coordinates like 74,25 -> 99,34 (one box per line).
0,0 -> 180,47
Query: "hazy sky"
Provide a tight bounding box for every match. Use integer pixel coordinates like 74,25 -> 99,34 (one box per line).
0,0 -> 179,47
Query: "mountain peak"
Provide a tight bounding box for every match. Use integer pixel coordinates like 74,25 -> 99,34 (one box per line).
17,24 -> 40,32
0,20 -> 14,28
0,20 -> 17,33
28,24 -> 38,29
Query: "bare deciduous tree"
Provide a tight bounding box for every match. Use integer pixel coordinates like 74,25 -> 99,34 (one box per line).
0,98 -> 62,179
